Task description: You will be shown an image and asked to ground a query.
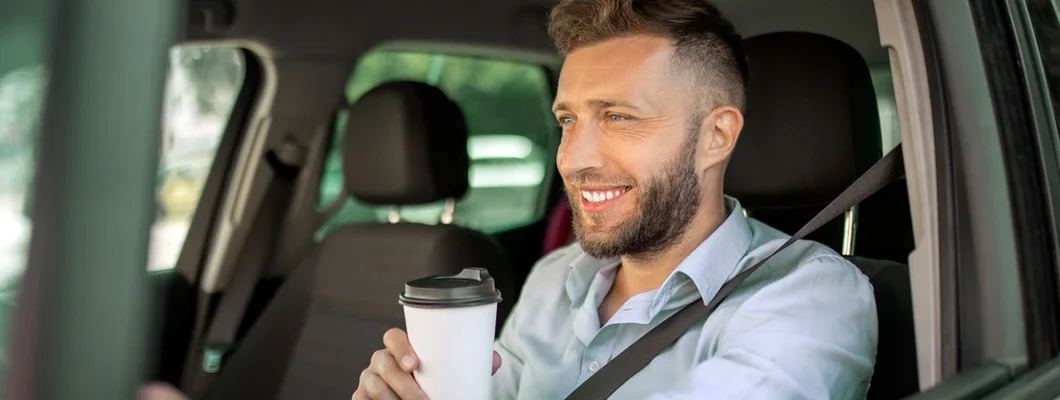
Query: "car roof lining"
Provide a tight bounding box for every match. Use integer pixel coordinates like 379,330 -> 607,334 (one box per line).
186,0 -> 886,65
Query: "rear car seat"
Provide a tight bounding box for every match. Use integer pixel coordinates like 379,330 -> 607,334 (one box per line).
542,197 -> 573,255
202,81 -> 516,399
727,32 -> 918,399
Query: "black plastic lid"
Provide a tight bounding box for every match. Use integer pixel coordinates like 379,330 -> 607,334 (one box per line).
398,268 -> 503,308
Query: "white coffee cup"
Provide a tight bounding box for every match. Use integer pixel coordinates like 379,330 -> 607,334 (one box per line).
399,268 -> 502,400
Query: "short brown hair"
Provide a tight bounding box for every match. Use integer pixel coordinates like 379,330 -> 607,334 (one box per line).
548,0 -> 749,112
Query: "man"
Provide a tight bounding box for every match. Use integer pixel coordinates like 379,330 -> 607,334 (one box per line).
354,0 -> 878,398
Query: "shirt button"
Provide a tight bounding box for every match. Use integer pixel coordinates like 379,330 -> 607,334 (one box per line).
588,361 -> 601,373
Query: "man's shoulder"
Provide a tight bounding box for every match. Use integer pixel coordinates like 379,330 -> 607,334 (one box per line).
729,219 -> 878,346
746,218 -> 862,277
743,218 -> 873,302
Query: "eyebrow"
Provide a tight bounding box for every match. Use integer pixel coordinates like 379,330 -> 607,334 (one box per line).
552,98 -> 643,113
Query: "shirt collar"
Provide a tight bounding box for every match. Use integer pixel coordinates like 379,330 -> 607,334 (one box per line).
564,196 -> 754,309
667,196 -> 754,306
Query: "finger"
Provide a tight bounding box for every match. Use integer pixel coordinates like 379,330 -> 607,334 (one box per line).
360,369 -> 399,400
382,328 -> 418,372
351,386 -> 370,400
372,349 -> 428,400
492,351 -> 502,375
138,382 -> 190,400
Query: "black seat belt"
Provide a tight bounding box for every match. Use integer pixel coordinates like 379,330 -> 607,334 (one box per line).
565,144 -> 905,400
185,145 -> 302,397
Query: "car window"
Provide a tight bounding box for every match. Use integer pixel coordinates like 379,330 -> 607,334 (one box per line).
1028,0 -> 1060,309
0,65 -> 42,296
0,0 -> 48,375
151,47 -> 244,271
317,50 -> 557,235
1031,0 -> 1060,133
0,46 -> 244,362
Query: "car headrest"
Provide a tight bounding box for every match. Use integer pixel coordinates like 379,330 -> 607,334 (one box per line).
341,81 -> 470,206
725,32 -> 881,210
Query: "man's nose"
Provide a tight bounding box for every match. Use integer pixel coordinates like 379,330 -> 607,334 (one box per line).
557,123 -> 606,179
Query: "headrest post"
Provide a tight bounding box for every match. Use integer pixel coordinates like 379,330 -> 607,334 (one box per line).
841,207 -> 857,256
440,198 -> 456,225
387,206 -> 402,224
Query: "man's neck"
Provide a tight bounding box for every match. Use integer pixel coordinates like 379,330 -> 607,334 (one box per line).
602,195 -> 729,316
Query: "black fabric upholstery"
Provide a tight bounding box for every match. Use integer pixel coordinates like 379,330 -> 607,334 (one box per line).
726,31 -> 882,252
342,81 -> 470,206
204,83 -> 514,399
204,225 -> 513,400
847,257 -> 919,400
856,178 -> 915,263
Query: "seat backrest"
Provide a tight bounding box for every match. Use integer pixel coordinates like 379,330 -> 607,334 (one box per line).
847,256 -> 919,399
726,32 -> 917,399
726,32 -> 883,252
204,81 -> 515,400
855,177 -> 915,263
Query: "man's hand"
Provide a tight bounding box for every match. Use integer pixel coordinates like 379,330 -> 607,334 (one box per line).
352,328 -> 503,400
137,382 -> 189,400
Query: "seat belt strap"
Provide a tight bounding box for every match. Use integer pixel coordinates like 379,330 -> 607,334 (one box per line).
203,151 -> 300,369
565,144 -> 905,400
184,146 -> 302,397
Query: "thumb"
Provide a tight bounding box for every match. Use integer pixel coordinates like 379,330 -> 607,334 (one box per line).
138,383 -> 190,400
492,351 -> 502,375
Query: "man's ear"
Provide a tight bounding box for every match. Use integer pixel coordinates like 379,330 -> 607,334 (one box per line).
698,105 -> 744,171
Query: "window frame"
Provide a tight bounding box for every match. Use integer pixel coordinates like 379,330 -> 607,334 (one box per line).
167,47 -> 262,283
906,0 -> 1060,396
971,0 -> 1060,366
1017,0 -> 1060,314
0,41 -> 260,394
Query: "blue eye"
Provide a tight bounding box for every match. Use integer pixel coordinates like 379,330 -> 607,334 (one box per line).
558,116 -> 575,125
609,114 -> 627,122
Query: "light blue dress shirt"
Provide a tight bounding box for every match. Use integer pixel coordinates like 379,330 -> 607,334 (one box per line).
492,197 -> 878,399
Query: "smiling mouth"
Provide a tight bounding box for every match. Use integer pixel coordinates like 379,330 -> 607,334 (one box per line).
577,185 -> 633,213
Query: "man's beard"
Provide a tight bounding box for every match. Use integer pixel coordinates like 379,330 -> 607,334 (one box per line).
568,131 -> 702,260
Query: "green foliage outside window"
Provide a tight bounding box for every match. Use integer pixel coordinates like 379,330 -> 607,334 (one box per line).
318,51 -> 558,235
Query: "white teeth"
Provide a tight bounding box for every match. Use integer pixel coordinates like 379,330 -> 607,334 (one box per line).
580,188 -> 627,203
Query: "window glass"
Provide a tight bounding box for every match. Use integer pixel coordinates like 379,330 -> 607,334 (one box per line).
0,0 -> 48,371
0,47 -> 243,365
151,47 -> 244,271
1029,0 -> 1060,307
318,51 -> 557,235
1030,0 -> 1060,130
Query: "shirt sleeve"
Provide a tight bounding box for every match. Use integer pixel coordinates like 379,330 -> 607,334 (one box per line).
492,309 -> 524,400
645,255 -> 879,400
491,246 -> 576,400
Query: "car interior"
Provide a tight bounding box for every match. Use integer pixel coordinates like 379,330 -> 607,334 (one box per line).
157,0 -> 921,398
6,0 -> 1060,398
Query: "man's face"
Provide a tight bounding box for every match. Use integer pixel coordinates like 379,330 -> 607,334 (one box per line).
554,35 -> 704,259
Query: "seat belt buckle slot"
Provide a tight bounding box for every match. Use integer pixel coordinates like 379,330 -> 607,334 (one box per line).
202,344 -> 231,373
